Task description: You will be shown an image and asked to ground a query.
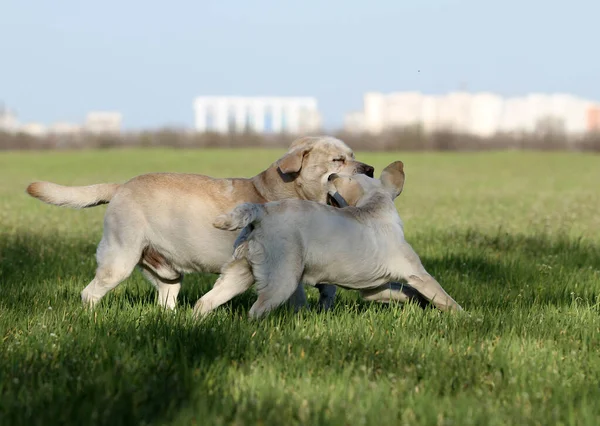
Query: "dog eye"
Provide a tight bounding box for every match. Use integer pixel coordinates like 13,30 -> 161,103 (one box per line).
332,158 -> 344,162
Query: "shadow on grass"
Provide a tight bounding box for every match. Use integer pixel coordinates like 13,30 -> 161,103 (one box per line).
1,228 -> 598,312
1,312 -> 258,425
417,230 -> 600,309
1,229 -> 599,424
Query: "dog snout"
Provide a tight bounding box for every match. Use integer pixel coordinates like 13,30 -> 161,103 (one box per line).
359,163 -> 375,178
328,173 -> 340,182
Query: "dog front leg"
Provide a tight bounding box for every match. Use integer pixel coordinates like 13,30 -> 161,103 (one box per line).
360,282 -> 429,308
395,243 -> 463,312
404,274 -> 463,311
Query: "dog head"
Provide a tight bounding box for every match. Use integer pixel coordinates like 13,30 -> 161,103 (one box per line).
326,161 -> 405,208
276,136 -> 374,204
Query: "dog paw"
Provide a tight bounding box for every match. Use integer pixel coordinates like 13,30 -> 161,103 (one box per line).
80,290 -> 100,309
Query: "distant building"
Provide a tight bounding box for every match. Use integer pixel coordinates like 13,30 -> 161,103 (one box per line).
588,106 -> 600,132
345,91 -> 600,137
193,96 -> 321,134
49,122 -> 82,135
20,123 -> 47,137
343,111 -> 366,134
0,105 -> 19,133
84,111 -> 122,134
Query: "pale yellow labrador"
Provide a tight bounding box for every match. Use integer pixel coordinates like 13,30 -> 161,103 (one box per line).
195,160 -> 462,319
26,136 -> 374,309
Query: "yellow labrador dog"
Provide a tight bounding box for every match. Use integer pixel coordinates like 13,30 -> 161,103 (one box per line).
26,136 -> 374,309
195,160 -> 462,319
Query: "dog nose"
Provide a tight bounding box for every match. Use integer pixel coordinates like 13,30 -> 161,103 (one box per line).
328,173 -> 339,182
363,165 -> 374,178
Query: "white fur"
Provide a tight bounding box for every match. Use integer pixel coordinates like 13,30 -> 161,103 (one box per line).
195,162 -> 463,319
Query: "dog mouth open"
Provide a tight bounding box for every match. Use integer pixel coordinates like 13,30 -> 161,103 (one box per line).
326,191 -> 349,208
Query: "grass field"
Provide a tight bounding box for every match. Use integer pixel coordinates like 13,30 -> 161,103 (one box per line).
0,148 -> 599,426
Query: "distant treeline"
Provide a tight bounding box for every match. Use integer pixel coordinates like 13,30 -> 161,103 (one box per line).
1,128 -> 599,152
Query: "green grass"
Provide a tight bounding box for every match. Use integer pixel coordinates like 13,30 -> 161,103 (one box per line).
0,148 -> 599,426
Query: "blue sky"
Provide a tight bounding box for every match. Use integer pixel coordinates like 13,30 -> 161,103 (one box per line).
1,0 -> 598,130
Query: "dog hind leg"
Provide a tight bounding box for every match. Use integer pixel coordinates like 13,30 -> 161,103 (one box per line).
192,259 -> 254,319
287,284 -> 308,311
315,284 -> 337,310
249,252 -> 303,320
249,277 -> 302,320
81,236 -> 143,308
139,267 -> 183,310
138,247 -> 183,309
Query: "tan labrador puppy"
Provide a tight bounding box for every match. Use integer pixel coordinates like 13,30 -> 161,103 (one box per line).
26,136 -> 374,309
196,160 -> 462,319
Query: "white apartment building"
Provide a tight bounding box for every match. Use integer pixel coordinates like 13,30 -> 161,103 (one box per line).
49,122 -> 82,135
346,91 -> 600,137
20,123 -> 47,137
84,111 -> 122,134
0,105 -> 19,133
193,96 -> 321,134
1,106 -> 123,137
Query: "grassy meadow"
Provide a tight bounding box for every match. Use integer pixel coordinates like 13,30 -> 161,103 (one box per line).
0,148 -> 599,425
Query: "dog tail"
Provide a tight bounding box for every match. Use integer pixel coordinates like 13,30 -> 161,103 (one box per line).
26,181 -> 121,209
213,203 -> 265,231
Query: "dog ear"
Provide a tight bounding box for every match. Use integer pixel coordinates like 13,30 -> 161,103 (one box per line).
277,148 -> 308,174
277,137 -> 317,174
380,161 -> 405,199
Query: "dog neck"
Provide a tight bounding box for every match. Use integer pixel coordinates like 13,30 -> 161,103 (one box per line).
346,191 -> 400,221
251,164 -> 303,202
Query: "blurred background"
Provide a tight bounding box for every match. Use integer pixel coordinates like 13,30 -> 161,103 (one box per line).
1,0 -> 599,151
1,4 -> 600,425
